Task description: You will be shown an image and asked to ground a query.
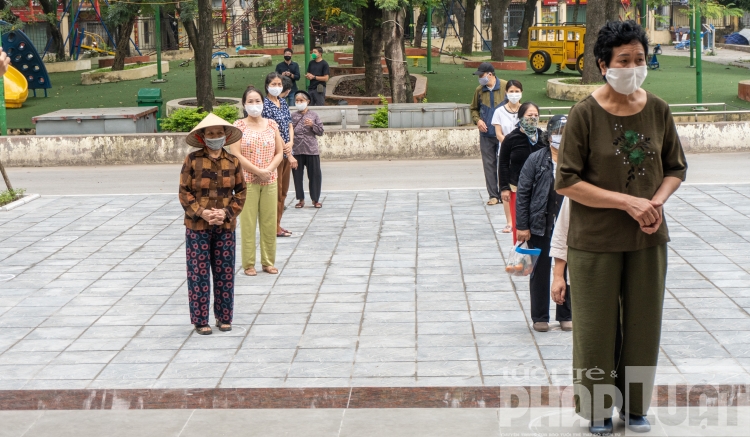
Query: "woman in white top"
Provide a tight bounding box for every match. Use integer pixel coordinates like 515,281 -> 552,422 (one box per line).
491,79 -> 523,233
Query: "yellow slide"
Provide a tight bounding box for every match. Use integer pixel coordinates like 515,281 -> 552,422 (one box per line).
4,65 -> 28,109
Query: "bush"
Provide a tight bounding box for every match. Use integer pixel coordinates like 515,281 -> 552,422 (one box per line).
0,188 -> 25,207
368,95 -> 389,129
160,104 -> 241,132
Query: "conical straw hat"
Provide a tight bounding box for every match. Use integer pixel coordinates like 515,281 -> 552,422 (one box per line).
186,113 -> 243,148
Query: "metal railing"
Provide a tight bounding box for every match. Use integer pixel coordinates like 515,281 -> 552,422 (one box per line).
538,103 -> 750,122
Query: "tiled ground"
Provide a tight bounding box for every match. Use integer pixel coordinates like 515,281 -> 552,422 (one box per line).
0,186 -> 749,390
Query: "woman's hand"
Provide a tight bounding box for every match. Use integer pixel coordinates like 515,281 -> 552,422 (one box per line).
551,275 -> 567,306
640,201 -> 663,234
516,229 -> 531,242
501,190 -> 511,203
304,118 -> 313,127
283,142 -> 293,155
288,156 -> 298,170
624,196 -> 660,227
255,168 -> 272,182
210,209 -> 226,225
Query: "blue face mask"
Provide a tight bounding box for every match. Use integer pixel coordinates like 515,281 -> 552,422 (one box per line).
478,76 -> 490,87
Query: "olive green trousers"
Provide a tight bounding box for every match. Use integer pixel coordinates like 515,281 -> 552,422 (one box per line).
568,243 -> 667,421
239,182 -> 277,268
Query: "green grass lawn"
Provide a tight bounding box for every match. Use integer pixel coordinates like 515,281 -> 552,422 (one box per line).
8,53 -> 750,130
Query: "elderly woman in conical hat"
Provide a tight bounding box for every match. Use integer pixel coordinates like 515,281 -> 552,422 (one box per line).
179,113 -> 246,335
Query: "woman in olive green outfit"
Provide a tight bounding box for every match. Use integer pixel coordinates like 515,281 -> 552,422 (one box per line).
231,86 -> 284,276
555,21 -> 687,435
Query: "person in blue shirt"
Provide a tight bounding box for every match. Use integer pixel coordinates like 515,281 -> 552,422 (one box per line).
469,62 -> 507,206
275,48 -> 301,107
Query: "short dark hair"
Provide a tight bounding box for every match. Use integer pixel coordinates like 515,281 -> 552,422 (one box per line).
518,101 -> 540,119
506,80 -> 523,92
594,20 -> 649,71
313,46 -> 323,55
264,71 -> 283,93
284,47 -> 293,55
281,75 -> 293,92
242,86 -> 264,103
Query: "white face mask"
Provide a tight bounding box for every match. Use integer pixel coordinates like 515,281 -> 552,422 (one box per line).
268,87 -> 283,97
507,92 -> 522,104
245,104 -> 263,117
605,65 -> 648,96
295,102 -> 308,111
204,136 -> 226,150
550,134 -> 562,150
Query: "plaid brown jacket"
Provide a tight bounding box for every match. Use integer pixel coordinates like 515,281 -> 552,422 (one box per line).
179,148 -> 246,231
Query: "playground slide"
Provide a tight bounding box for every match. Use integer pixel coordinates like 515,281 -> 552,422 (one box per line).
4,66 -> 29,109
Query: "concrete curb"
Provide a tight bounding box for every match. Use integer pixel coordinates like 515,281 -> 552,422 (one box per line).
0,194 -> 40,211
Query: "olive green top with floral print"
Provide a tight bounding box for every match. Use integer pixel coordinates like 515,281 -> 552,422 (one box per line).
555,92 -> 687,253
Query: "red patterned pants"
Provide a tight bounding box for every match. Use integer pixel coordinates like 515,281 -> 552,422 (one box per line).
185,227 -> 235,326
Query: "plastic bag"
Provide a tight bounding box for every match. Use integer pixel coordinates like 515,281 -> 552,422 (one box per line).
504,242 -> 542,277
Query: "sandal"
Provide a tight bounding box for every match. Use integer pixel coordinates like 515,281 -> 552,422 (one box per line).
295,200 -> 305,208
262,265 -> 279,274
194,325 -> 212,335
502,225 -> 512,233
244,267 -> 257,276
281,227 -> 292,235
276,230 -> 292,237
215,320 -> 232,332
313,202 -> 322,208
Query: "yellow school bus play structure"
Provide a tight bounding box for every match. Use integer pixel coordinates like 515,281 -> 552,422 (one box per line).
528,24 -> 585,75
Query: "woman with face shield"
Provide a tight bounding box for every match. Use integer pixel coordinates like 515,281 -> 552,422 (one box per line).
555,21 -> 687,434
514,115 -> 572,335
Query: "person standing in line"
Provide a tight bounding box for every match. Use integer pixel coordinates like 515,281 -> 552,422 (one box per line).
231,86 -> 285,276
291,90 -> 324,208
470,62 -> 506,206
514,115 -> 572,333
275,47 -> 301,107
305,46 -> 330,106
261,72 -> 298,238
179,114 -> 246,335
492,79 -> 523,233
498,102 -> 546,244
555,21 -> 687,435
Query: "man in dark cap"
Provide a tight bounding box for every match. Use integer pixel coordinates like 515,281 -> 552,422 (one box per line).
470,62 -> 507,206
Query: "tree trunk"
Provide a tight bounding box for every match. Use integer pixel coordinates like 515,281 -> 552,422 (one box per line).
38,0 -> 66,60
163,14 -> 177,51
518,0 -> 537,49
253,0 -> 264,46
0,159 -> 13,191
383,8 -> 412,104
461,0 -> 476,54
353,8 -> 365,67
112,16 -> 136,71
413,9 -> 426,48
490,0 -> 513,61
196,0 -> 216,111
362,0 -> 384,97
454,3 -> 465,38
571,0 -> 581,24
582,0 -> 619,84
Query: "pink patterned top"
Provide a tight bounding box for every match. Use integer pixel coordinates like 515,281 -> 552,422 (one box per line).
233,118 -> 279,185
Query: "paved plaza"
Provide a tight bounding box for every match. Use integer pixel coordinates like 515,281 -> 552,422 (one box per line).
1,184 -> 750,391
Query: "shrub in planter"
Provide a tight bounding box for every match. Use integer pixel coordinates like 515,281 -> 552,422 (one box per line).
160,105 -> 240,132
368,95 -> 389,128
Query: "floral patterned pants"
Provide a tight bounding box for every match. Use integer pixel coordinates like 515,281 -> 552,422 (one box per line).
185,227 -> 235,326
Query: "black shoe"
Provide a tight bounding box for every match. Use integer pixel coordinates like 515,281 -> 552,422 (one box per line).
588,417 -> 613,435
619,411 -> 651,433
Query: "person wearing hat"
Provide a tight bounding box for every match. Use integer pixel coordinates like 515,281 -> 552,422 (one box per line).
514,113 -> 571,333
469,62 -> 506,206
231,86 -> 285,277
291,90 -> 324,208
179,113 -> 247,335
